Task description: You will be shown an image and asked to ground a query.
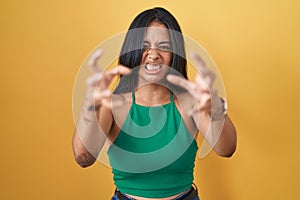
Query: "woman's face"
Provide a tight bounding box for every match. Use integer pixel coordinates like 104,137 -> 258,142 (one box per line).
138,20 -> 173,84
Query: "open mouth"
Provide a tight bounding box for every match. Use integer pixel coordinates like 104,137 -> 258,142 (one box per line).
145,64 -> 162,74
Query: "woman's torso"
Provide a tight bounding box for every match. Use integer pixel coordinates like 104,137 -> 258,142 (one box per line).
107,92 -> 198,200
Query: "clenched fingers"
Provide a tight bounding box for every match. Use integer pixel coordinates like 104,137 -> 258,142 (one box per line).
191,53 -> 216,88
166,74 -> 197,98
98,65 -> 131,90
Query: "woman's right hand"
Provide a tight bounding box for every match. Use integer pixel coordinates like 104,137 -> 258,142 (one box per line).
84,49 -> 131,111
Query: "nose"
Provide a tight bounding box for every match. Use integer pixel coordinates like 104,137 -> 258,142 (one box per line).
147,48 -> 159,61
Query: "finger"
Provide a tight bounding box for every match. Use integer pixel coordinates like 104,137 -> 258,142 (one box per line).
190,99 -> 212,116
107,98 -> 124,108
101,99 -> 114,109
191,52 -> 207,74
86,72 -> 103,86
99,98 -> 124,109
108,65 -> 132,75
93,89 -> 124,108
205,70 -> 216,88
194,71 -> 216,93
195,74 -> 209,90
88,49 -> 103,74
199,93 -> 211,108
94,89 -> 111,102
166,75 -> 196,97
93,89 -> 113,109
188,94 -> 212,116
191,52 -> 217,87
99,65 -> 131,88
210,88 -> 218,98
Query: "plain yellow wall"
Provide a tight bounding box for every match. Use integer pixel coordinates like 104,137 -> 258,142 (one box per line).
1,0 -> 300,199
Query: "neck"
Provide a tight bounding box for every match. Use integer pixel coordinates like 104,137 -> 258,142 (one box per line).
134,84 -> 170,106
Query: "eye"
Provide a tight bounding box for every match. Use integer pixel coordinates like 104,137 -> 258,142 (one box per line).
142,43 -> 150,51
158,45 -> 172,52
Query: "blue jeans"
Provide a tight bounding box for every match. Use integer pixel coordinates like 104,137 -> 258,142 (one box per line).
111,188 -> 199,200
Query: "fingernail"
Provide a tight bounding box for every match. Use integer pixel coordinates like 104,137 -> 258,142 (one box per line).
88,49 -> 103,66
166,75 -> 172,81
94,49 -> 103,56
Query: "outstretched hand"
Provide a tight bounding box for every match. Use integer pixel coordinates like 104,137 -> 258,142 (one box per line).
167,53 -> 223,118
85,49 -> 131,110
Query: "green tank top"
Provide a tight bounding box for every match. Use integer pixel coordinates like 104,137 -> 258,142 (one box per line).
107,91 -> 198,198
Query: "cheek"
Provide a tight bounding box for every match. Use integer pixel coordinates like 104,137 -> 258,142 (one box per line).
141,51 -> 147,64
165,54 -> 173,66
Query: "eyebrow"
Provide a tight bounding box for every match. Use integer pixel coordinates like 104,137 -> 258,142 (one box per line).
143,41 -> 171,45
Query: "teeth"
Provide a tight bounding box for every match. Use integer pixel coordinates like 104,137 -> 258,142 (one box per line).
146,64 -> 161,71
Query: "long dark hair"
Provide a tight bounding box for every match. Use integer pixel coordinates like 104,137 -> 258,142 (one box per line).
114,7 -> 187,94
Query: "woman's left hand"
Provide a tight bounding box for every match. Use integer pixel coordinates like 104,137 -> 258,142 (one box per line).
166,53 -> 224,119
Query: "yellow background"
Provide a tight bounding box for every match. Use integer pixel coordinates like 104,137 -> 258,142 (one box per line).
1,0 -> 299,199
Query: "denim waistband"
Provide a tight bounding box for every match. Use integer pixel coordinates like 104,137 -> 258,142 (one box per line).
114,184 -> 198,200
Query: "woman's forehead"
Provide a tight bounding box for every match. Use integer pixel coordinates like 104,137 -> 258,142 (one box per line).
144,25 -> 170,42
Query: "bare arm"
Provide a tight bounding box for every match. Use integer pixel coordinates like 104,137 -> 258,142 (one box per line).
167,53 -> 237,157
195,112 -> 237,157
72,50 -> 131,167
72,104 -> 108,167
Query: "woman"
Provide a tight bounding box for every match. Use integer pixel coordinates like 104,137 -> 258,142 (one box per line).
72,7 -> 237,200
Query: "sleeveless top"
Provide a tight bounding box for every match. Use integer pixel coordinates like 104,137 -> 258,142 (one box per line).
107,91 -> 198,198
